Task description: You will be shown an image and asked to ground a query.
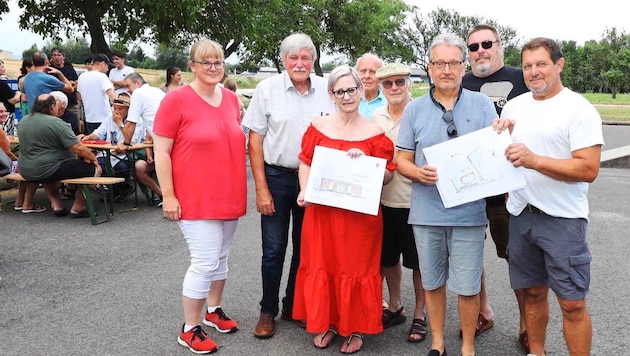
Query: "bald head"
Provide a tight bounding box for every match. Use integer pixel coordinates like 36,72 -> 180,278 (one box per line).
32,94 -> 57,115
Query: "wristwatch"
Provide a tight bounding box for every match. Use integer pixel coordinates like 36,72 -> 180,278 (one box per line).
119,124 -> 125,129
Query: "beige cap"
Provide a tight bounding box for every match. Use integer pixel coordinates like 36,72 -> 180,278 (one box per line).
376,63 -> 411,79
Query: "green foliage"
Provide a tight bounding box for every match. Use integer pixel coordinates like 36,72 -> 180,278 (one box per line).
21,44 -> 39,60
402,7 -> 520,85
239,0 -> 413,75
155,45 -> 189,72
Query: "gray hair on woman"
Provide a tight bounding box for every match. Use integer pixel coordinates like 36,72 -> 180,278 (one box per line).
429,32 -> 468,62
327,65 -> 362,92
280,33 -> 317,63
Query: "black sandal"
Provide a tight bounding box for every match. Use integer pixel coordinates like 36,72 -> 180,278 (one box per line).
314,328 -> 337,349
382,306 -> 406,329
408,318 -> 428,343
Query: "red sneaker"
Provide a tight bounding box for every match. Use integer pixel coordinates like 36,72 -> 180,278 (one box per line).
203,307 -> 239,333
177,325 -> 218,354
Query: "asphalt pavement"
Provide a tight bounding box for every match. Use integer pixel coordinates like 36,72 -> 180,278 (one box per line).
1,139 -> 629,355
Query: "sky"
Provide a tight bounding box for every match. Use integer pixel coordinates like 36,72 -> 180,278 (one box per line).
1,1 -> 627,60
409,0 -> 627,45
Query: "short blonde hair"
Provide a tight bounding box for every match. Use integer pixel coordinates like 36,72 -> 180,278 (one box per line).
189,39 -> 224,62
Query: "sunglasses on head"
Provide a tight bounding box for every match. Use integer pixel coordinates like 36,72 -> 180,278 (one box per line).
381,78 -> 406,89
442,110 -> 458,138
467,40 -> 499,52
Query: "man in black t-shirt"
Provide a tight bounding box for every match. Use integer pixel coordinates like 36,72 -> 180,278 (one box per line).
50,48 -> 81,130
462,24 -> 531,354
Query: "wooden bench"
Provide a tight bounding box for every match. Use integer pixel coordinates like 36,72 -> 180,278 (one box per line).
1,173 -> 125,225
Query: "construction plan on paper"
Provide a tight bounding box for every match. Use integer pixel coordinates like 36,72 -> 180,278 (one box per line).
423,127 -> 526,208
304,145 -> 386,216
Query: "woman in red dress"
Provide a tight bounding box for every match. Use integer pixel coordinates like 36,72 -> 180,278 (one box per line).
294,65 -> 395,354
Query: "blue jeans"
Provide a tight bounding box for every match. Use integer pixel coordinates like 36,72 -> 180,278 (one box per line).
259,164 -> 304,316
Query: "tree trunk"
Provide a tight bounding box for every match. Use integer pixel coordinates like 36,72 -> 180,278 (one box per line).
82,8 -> 111,56
612,86 -> 618,99
314,44 -> 323,77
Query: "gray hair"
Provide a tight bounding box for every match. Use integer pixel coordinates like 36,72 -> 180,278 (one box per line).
280,33 -> 317,63
50,91 -> 68,107
327,65 -> 362,92
355,53 -> 384,69
429,33 -> 467,62
125,72 -> 146,85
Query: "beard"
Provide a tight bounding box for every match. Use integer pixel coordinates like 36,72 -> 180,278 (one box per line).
473,62 -> 493,77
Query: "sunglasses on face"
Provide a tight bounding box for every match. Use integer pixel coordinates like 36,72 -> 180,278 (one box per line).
467,40 -> 499,52
442,110 -> 458,138
381,78 -> 407,89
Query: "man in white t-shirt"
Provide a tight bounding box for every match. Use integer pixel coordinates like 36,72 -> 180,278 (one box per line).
502,37 -> 603,356
117,72 -> 165,203
109,51 -> 135,95
77,53 -> 116,134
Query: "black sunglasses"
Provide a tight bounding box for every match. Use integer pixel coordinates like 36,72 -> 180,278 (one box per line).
467,40 -> 499,52
442,110 -> 458,138
381,78 -> 406,89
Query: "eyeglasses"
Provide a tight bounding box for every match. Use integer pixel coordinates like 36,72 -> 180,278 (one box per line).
442,110 -> 458,137
467,40 -> 499,52
381,78 -> 407,90
331,86 -> 359,99
195,60 -> 224,70
430,61 -> 464,70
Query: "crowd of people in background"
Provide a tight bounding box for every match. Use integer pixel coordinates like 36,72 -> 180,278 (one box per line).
0,25 -> 602,356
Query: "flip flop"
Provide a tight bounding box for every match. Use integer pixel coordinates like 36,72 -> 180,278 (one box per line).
382,306 -> 406,329
54,208 -> 69,217
313,328 -> 337,349
70,210 -> 90,218
341,333 -> 363,354
22,205 -> 47,213
408,318 -> 427,343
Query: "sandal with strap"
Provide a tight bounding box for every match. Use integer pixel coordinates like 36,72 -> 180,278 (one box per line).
408,318 -> 428,343
313,328 -> 338,349
341,333 -> 363,354
382,306 -> 406,329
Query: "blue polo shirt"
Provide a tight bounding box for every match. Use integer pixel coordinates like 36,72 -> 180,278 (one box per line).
396,87 -> 498,226
359,89 -> 386,120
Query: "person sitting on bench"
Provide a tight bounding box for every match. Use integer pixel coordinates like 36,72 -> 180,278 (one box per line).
17,94 -> 101,218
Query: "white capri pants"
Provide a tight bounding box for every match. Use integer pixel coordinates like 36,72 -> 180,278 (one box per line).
178,219 -> 239,300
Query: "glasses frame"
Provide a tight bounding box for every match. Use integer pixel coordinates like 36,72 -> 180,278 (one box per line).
381,78 -> 407,90
442,110 -> 458,138
430,61 -> 464,70
331,86 -> 359,99
194,60 -> 224,70
467,40 -> 500,52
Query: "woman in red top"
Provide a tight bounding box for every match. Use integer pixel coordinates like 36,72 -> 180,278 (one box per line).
153,39 -> 246,355
294,65 -> 395,354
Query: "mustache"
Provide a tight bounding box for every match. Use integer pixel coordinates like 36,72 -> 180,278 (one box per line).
292,67 -> 307,72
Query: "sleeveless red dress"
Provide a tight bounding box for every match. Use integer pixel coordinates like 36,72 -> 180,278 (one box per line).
293,125 -> 395,337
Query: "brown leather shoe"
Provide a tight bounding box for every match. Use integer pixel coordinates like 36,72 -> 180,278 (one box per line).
253,312 -> 276,339
281,309 -> 306,329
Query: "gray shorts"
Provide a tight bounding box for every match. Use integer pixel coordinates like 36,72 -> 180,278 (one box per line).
412,225 -> 485,296
508,208 -> 591,300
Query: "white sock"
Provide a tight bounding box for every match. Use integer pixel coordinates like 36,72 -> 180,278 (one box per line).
207,306 -> 220,314
183,324 -> 197,333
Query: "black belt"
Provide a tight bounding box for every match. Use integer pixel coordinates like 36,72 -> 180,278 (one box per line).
526,204 -> 546,215
265,163 -> 298,173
